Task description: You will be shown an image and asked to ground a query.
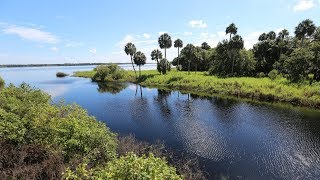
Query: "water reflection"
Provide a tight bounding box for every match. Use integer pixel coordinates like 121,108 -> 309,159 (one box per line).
97,82 -> 128,94
154,89 -> 172,118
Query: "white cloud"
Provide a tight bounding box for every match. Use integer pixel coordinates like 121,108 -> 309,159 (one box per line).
65,41 -> 84,47
89,48 -> 97,54
183,32 -> 193,36
189,20 -> 208,28
243,31 -> 263,49
50,47 -> 58,52
217,31 -> 227,38
2,25 -> 59,44
293,0 -> 316,11
143,33 -> 151,39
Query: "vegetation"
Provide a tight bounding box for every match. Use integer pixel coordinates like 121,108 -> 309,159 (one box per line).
133,51 -> 147,77
0,82 -> 202,179
0,76 -> 3,88
91,64 -> 126,82
158,33 -> 172,58
124,42 -> 138,79
56,72 -> 69,77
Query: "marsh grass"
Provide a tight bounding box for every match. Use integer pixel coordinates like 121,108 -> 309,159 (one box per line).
74,70 -> 320,108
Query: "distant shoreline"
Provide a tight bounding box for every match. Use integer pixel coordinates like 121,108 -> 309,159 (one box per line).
0,63 -> 156,68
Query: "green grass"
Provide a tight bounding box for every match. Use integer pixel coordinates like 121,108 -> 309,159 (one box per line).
0,76 -> 4,88
74,70 -> 320,108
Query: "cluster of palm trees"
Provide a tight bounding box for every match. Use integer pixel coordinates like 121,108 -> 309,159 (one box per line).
124,33 -> 184,77
124,18 -> 320,82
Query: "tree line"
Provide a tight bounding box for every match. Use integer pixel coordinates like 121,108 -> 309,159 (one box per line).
125,19 -> 320,82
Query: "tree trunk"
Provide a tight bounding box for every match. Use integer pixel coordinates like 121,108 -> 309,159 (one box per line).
139,65 -> 141,78
230,34 -> 231,41
177,47 -> 180,70
165,48 -> 167,59
131,56 -> 137,79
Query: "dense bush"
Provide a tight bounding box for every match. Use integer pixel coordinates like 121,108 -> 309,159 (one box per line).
0,141 -> 64,180
64,153 -> 182,179
92,64 -> 126,81
0,83 -> 118,164
268,69 -> 279,80
56,72 -> 69,78
0,76 -> 4,88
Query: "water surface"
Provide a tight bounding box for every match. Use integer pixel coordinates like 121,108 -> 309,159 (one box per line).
1,66 -> 320,179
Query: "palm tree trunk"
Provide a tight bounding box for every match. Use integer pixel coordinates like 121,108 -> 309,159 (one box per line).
131,56 -> 137,79
139,65 -> 141,78
177,47 -> 180,71
165,48 -> 167,59
230,34 -> 231,40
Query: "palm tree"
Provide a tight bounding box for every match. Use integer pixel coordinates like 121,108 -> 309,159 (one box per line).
229,35 -> 244,76
174,39 -> 183,68
226,23 -> 238,40
295,19 -> 316,46
158,33 -> 172,59
133,51 -> 146,78
124,43 -> 137,79
278,29 -> 289,40
151,49 -> 163,74
201,42 -> 211,50
181,44 -> 195,74
258,33 -> 267,41
266,31 -> 276,40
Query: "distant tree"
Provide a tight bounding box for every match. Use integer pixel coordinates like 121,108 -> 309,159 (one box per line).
201,42 -> 211,50
313,27 -> 320,41
174,39 -> 183,69
180,44 -> 195,74
133,51 -> 146,78
151,49 -> 163,73
284,48 -> 313,82
158,33 -> 172,58
295,19 -> 316,46
124,43 -> 137,79
258,33 -> 267,41
159,58 -> 169,74
278,29 -> 289,40
226,23 -> 238,40
266,31 -> 276,40
229,35 -> 244,76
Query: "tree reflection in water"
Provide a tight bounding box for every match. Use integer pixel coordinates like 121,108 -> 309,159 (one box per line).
97,82 -> 128,94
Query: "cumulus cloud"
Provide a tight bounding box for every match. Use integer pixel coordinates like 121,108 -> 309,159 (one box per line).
143,33 -> 151,39
50,47 -> 58,52
89,48 -> 97,54
2,25 -> 59,44
189,20 -> 208,28
293,0 -> 316,11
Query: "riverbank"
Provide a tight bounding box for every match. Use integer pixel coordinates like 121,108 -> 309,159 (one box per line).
74,70 -> 320,109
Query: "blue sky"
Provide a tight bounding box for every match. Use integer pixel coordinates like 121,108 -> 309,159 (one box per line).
0,0 -> 319,64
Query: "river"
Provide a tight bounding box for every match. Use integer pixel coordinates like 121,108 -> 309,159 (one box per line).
1,65 -> 320,179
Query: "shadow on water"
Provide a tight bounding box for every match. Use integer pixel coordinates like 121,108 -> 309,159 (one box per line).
97,82 -> 128,94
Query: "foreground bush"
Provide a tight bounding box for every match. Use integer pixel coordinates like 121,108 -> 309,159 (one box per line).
0,141 -> 64,180
64,153 -> 182,180
0,76 -> 3,88
0,83 -> 118,164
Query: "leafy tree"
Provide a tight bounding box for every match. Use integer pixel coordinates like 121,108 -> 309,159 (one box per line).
229,35 -> 244,76
201,42 -> 211,50
310,41 -> 320,80
158,33 -> 172,58
314,27 -> 320,41
151,49 -> 163,73
158,58 -> 169,74
174,39 -> 183,69
226,23 -> 238,40
133,51 -> 146,77
258,33 -> 267,41
284,48 -> 313,82
180,44 -> 195,74
124,43 -> 137,78
295,19 -> 316,46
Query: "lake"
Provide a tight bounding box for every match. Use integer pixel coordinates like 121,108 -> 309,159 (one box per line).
1,65 -> 320,179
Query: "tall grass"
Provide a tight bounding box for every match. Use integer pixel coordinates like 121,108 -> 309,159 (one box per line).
74,70 -> 320,108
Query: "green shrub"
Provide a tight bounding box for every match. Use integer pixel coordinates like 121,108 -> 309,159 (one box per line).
92,65 -> 126,81
64,153 -> 182,180
0,76 -> 4,88
268,69 -> 278,80
56,72 -> 69,78
0,83 -> 118,164
257,72 -> 265,78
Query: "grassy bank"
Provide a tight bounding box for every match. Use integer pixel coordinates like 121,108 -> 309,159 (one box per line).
0,76 -> 3,88
74,69 -> 320,108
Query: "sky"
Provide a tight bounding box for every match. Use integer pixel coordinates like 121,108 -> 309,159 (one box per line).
0,0 -> 320,64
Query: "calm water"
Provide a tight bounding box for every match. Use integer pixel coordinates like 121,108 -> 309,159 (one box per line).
1,66 -> 320,179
